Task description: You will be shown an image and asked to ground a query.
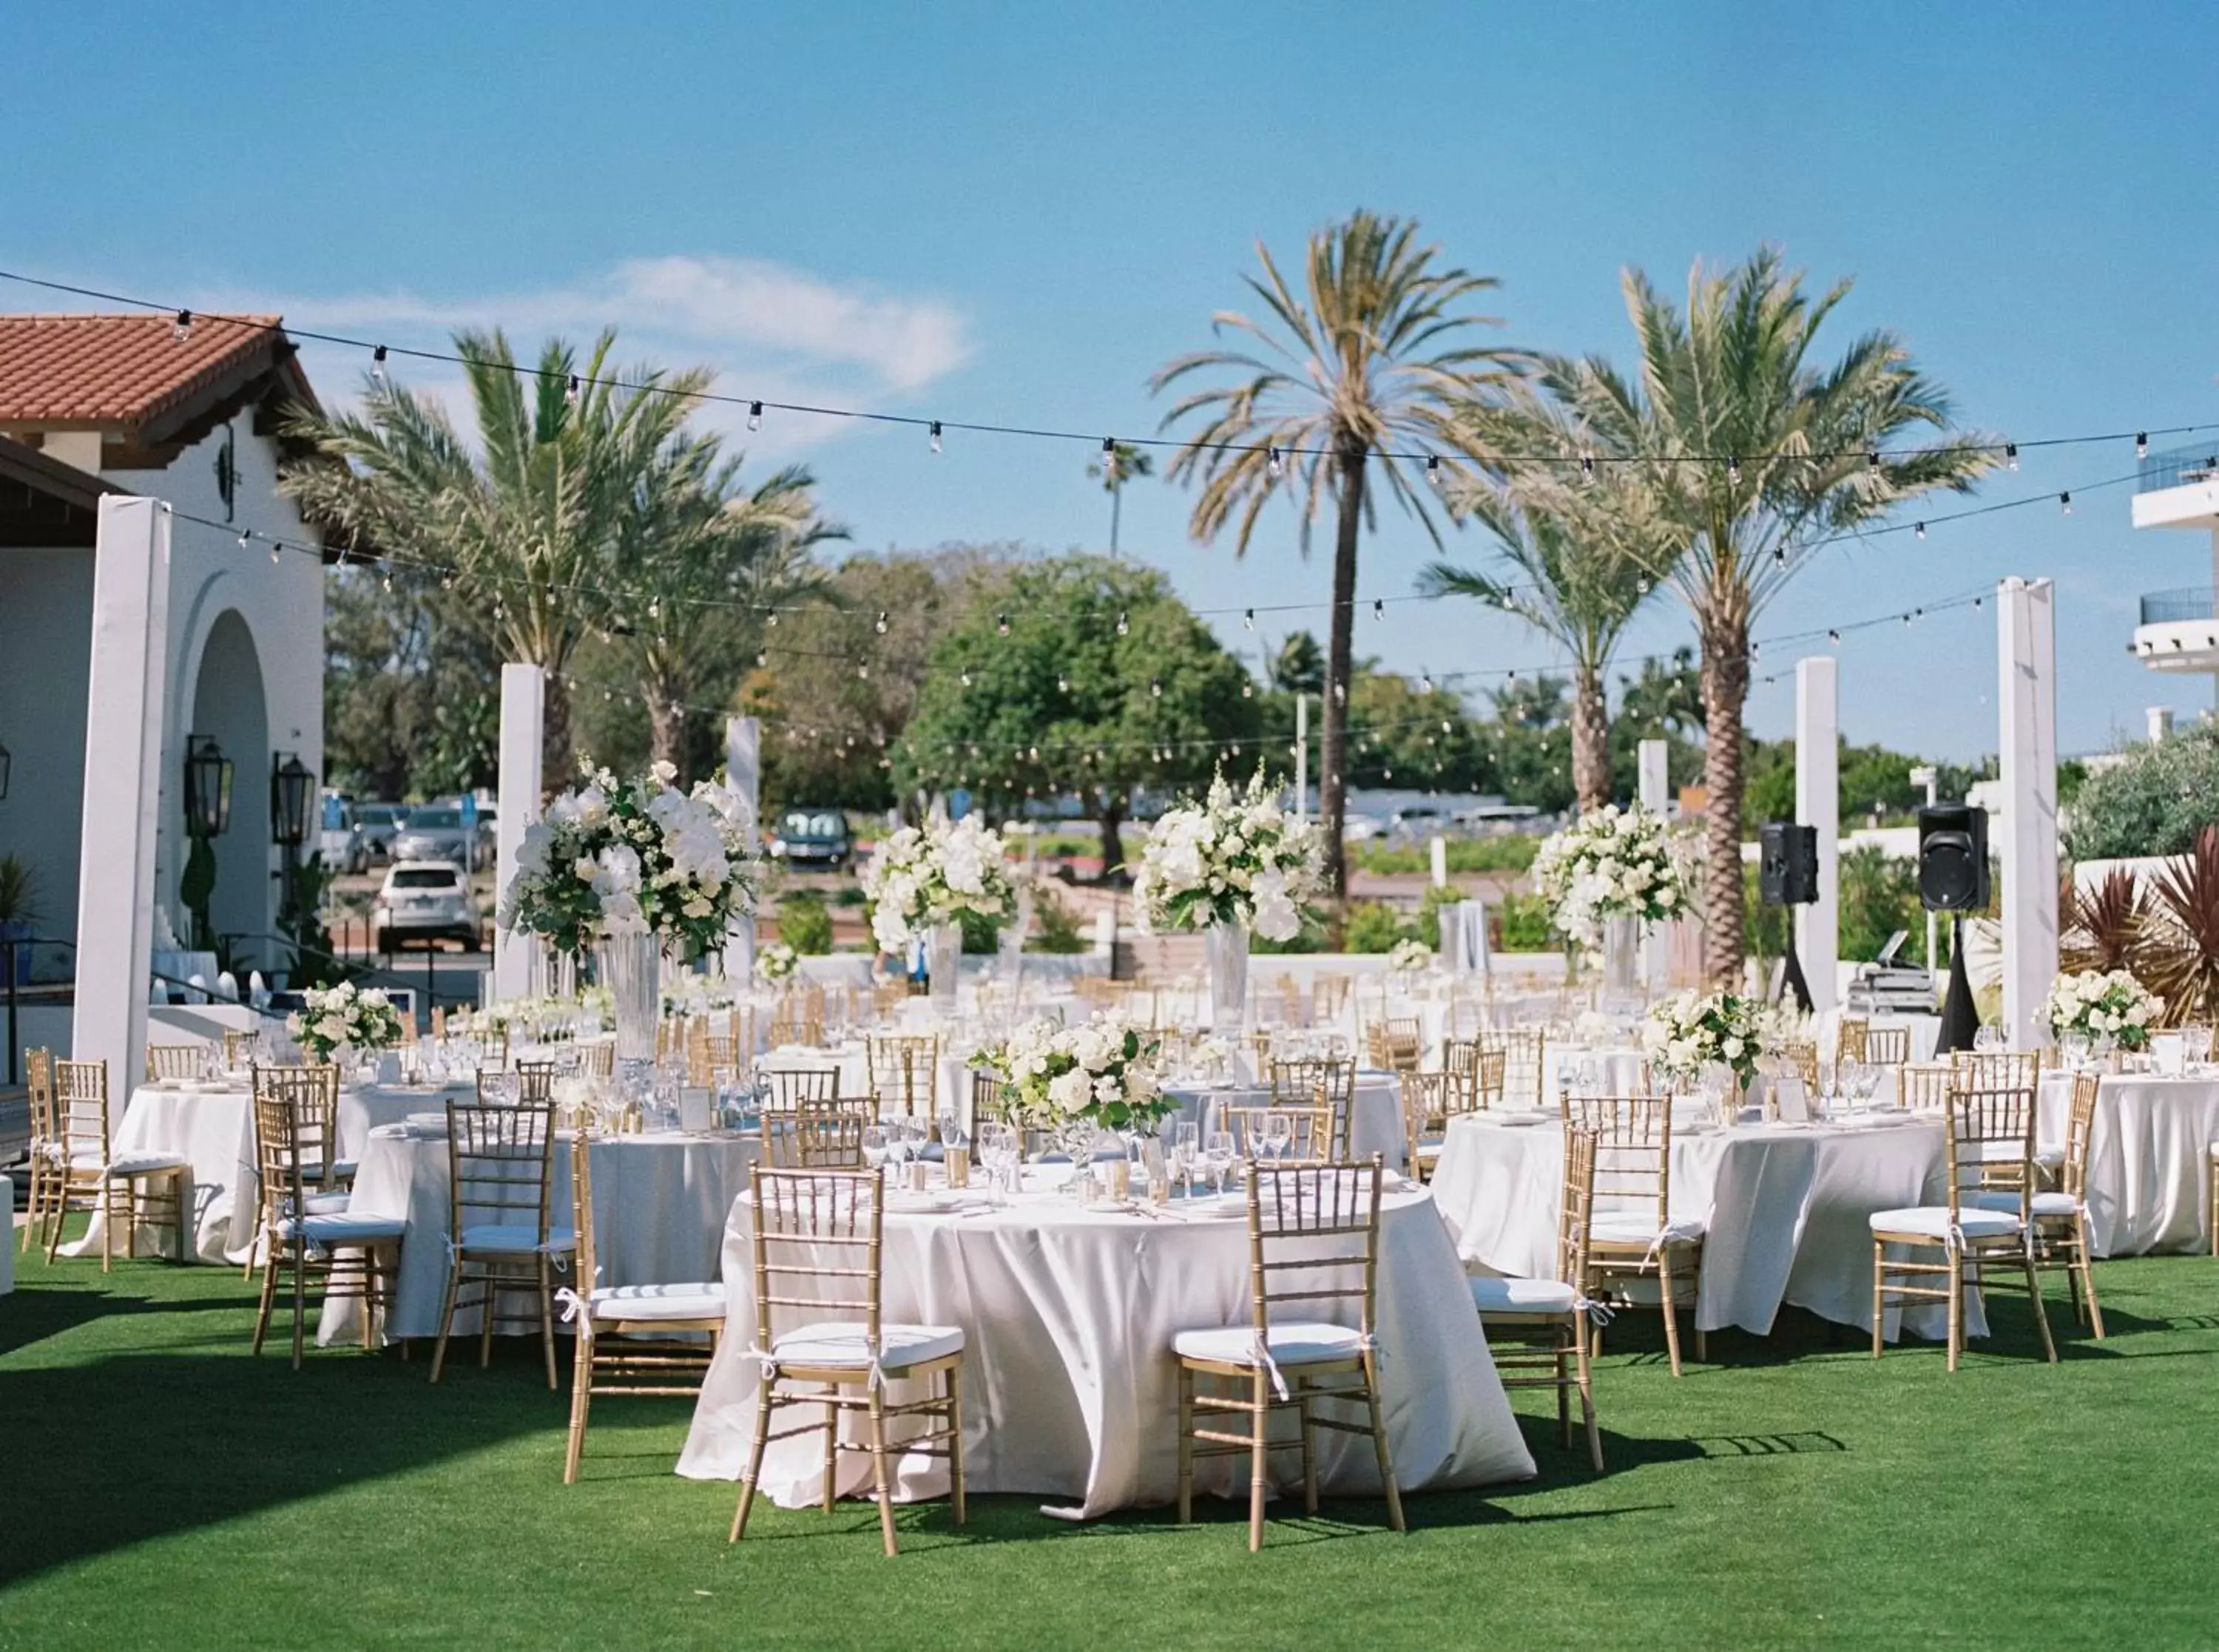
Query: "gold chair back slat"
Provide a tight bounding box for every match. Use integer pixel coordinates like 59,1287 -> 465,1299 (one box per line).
1243,1158 -> 1385,1337
1899,1062 -> 1953,1112
1836,1018 -> 1870,1064
749,1168 -> 885,1351
758,1065 -> 840,1106
1558,1093 -> 1672,1230
445,1091 -> 559,1242
2061,1070 -> 2100,1203
55,1057 -> 112,1164
1556,1125 -> 1600,1291
868,1035 -> 941,1118
763,1099 -> 877,1168
1941,1073 -> 2039,1221
145,1043 -> 202,1082
1863,1025 -> 1913,1066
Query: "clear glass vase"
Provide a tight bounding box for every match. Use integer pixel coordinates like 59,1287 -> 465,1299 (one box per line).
1206,920 -> 1250,1029
927,922 -> 961,1013
1603,913 -> 1641,998
596,930 -> 663,1066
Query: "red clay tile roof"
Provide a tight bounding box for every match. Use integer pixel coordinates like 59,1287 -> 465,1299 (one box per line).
0,311 -> 316,432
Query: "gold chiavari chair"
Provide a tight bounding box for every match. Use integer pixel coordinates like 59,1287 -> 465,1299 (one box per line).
658,1017 -> 689,1065
1226,1103 -> 1335,1165
1493,1029 -> 1547,1110
1869,1067 -> 2057,1372
243,1061 -> 344,1281
222,1029 -> 253,1068
1836,1018 -> 1871,1064
1448,1046 -> 1510,1111
759,1065 -> 841,1107
1470,1124 -> 1604,1471
766,992 -> 825,1048
430,1005 -> 447,1041
1309,972 -> 1352,1023
1864,1025 -> 1913,1067
578,1040 -> 615,1080
1558,1094 -> 1704,1376
1363,1018 -> 1424,1075
1172,1157 -> 1403,1552
730,1167 -> 966,1557
561,1128 -> 725,1483
1988,1069 -> 2103,1341
1899,1062 -> 1953,1112
868,980 -> 909,1018
869,1035 -> 941,1120
763,1099 -> 878,1168
19,1049 -> 64,1253
249,1076 -> 407,1369
689,1030 -> 747,1086
1399,1072 -> 1461,1182
1780,1038 -> 1820,1095
144,1043 -> 203,1082
45,1057 -> 191,1270
1951,1049 -> 2044,1091
1270,1057 -> 1356,1157
430,1086 -> 577,1389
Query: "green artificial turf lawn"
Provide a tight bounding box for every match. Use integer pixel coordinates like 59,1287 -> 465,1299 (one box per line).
2,1229 -> 2215,1650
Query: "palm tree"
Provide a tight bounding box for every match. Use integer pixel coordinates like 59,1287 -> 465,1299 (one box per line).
1085,440 -> 1155,556
1422,396 -> 1670,811
1151,210 -> 1509,897
1533,247 -> 1998,983
280,329 -> 710,779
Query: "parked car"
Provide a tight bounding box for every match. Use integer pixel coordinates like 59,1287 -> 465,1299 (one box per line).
317,794 -> 368,875
768,808 -> 854,871
354,803 -> 409,862
371,860 -> 481,952
390,805 -> 475,869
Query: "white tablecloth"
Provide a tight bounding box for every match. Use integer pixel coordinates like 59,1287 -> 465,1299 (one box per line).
320,1125 -> 759,1344
1429,1111 -> 1968,1341
1163,1076 -> 1405,1170
676,1179 -> 1533,1517
74,1079 -> 467,1264
2037,1071 -> 2219,1256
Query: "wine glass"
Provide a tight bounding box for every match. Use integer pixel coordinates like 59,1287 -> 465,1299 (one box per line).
1170,1121 -> 1200,1196
1263,1112 -> 1294,1164
1203,1131 -> 1235,1195
861,1125 -> 891,1179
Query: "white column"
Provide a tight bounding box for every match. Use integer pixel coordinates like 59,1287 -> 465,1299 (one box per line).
1794,657 -> 1840,1012
725,715 -> 760,980
1638,739 -> 1672,988
71,498 -> 171,1114
2147,706 -> 2174,744
1999,578 -> 2059,1049
490,663 -> 545,1004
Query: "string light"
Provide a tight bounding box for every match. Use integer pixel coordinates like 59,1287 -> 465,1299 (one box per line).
1828,629 -> 1840,643
565,374 -> 581,405
1866,449 -> 1881,473
1728,456 -> 1742,486
1150,679 -> 1163,698
930,421 -> 943,453
765,609 -> 778,628
1267,447 -> 1284,480
2137,431 -> 2149,459
2060,491 -> 2073,515
172,309 -> 192,342
1115,611 -> 1129,636
1373,598 -> 1385,620
874,610 -> 889,634
1580,453 -> 1595,482
2006,443 -> 2019,470
1242,608 -> 1254,629
996,614 -> 1010,636
371,345 -> 388,385
1915,521 -> 1926,540
747,401 -> 763,432
1426,455 -> 1443,488
236,528 -> 251,552
268,539 -> 280,565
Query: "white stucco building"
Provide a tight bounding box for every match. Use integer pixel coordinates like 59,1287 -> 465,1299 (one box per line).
2127,443 -> 2219,702
0,312 -> 326,1014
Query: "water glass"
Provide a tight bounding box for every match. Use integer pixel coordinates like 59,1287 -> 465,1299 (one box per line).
861,1125 -> 891,1177
1203,1130 -> 1235,1194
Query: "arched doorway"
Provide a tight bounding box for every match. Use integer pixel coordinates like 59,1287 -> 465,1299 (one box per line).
187,610 -> 270,967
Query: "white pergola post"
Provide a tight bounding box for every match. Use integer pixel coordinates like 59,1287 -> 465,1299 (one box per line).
71,498 -> 171,1114
1999,578 -> 2059,1049
490,663 -> 545,1005
1794,657 -> 1840,1012
725,715 -> 760,981
1638,739 -> 1672,986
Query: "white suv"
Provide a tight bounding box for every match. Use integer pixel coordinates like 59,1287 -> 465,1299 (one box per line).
372,860 -> 481,952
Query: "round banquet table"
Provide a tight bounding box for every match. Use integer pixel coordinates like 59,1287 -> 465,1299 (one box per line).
1428,1108 -> 1971,1342
1162,1075 -> 1406,1171
675,1177 -> 1535,1518
318,1123 -> 758,1346
2036,1069 -> 2219,1256
71,1077 -> 471,1265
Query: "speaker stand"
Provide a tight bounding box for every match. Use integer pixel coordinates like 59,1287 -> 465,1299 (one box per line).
1779,927 -> 1813,1015
1935,915 -> 1979,1054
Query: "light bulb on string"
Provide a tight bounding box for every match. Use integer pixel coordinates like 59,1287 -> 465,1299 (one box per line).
371,345 -> 388,385
2137,432 -> 2149,459
1056,674 -> 1069,693
1372,598 -> 1385,620
441,572 -> 455,591
996,614 -> 1010,636
1240,680 -> 1252,698
382,569 -> 394,594
237,528 -> 251,552
857,662 -> 870,680
1866,449 -> 1881,474
1115,611 -> 1129,636
2005,442 -> 2019,470
1418,672 -> 1433,693
1242,608 -> 1254,630
1266,447 -> 1284,479
646,598 -> 659,620
1426,455 -> 1443,489
1915,521 -> 1926,541
1580,453 -> 1595,483
565,374 -> 581,405
960,669 -> 973,687
172,309 -> 193,342
765,608 -> 778,628
2059,492 -> 2073,515
1828,629 -> 1840,643
747,402 -> 763,432
929,421 -> 943,453
1728,456 -> 1742,486
268,540 -> 280,566
754,649 -> 767,668
874,610 -> 889,634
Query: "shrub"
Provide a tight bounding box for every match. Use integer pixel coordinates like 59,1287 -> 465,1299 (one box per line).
1351,837 -> 1539,876
777,891 -> 834,955
1027,886 -> 1089,954
1342,901 -> 1411,954
2065,725 -> 2219,861
1495,891 -> 1557,952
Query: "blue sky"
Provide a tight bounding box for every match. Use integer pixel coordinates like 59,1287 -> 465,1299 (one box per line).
10,1 -> 2219,761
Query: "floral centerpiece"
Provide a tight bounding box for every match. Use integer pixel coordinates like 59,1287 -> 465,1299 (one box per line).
972,1016 -> 1173,1136
756,941 -> 800,984
289,981 -> 406,1065
1533,804 -> 1686,991
1388,938 -> 1433,975
500,761 -> 756,960
1133,771 -> 1323,1020
2044,968 -> 2158,1054
861,815 -> 1016,1007
1641,987 -> 1774,1093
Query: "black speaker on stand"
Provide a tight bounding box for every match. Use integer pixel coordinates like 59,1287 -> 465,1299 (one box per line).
1918,804 -> 1990,1054
1759,822 -> 1820,1012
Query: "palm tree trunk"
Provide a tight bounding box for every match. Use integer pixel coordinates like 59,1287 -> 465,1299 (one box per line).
1321,444 -> 1366,901
1097,793 -> 1125,882
1698,609 -> 1751,988
541,666 -> 573,791
647,688 -> 682,777
1571,660 -> 1610,813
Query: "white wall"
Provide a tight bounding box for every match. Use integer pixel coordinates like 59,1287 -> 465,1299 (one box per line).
0,549 -> 95,952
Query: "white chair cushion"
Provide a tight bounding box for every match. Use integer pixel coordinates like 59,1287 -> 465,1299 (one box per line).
2033,1148 -> 2065,1169
1868,1205 -> 2022,1240
458,1223 -> 578,1254
104,1152 -> 190,1179
1469,1275 -> 1578,1315
771,1320 -> 963,1370
280,1211 -> 408,1245
589,1283 -> 726,1323
1964,1188 -> 2078,1219
303,1191 -> 354,1216
1172,1321 -> 1368,1368
1590,1213 -> 1706,1248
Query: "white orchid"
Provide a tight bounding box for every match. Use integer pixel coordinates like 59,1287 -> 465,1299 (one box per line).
1533,804 -> 1688,950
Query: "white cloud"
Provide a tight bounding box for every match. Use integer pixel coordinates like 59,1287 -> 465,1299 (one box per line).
196,254 -> 973,448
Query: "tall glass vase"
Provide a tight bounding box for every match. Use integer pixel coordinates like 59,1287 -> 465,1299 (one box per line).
927,922 -> 961,1014
1603,913 -> 1642,998
1206,920 -> 1250,1029
596,930 -> 663,1066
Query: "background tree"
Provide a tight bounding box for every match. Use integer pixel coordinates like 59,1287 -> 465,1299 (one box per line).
894,555 -> 1264,874
1152,209 -> 1509,898
1479,674 -> 1575,814
322,564 -> 499,799
1085,440 -> 1155,557
1606,647 -> 1704,801
1341,670 -> 1489,793
1265,631 -> 1326,697
1534,247 -> 1996,981
283,330 -> 712,779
